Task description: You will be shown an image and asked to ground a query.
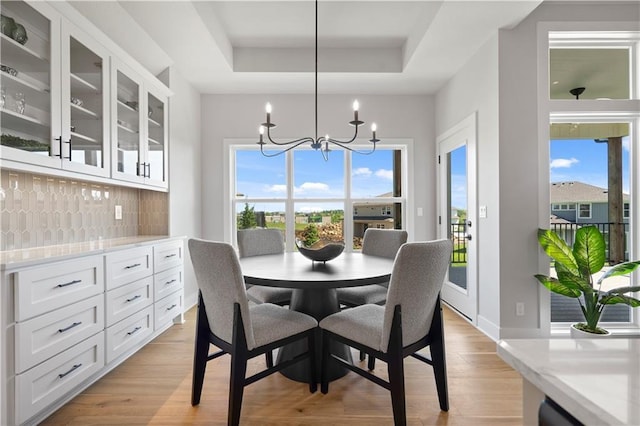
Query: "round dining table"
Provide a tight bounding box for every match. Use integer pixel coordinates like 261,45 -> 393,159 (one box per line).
240,251 -> 394,382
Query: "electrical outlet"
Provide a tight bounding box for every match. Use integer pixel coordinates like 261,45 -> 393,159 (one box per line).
115,205 -> 122,220
516,302 -> 525,316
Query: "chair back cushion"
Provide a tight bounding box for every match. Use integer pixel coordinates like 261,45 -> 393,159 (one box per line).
188,239 -> 255,348
237,228 -> 285,258
362,229 -> 408,259
381,240 -> 453,352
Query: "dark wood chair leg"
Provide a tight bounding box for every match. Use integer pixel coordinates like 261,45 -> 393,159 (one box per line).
191,295 -> 209,406
308,329 -> 318,393
430,299 -> 449,411
367,354 -> 376,371
388,306 -> 407,426
265,350 -> 274,368
359,350 -> 366,361
320,330 -> 330,394
228,305 -> 249,426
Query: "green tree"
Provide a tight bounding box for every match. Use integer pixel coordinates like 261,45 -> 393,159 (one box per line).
238,203 -> 257,229
331,210 -> 343,224
301,223 -> 320,247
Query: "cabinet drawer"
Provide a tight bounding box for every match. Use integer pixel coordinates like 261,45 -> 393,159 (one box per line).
16,332 -> 105,425
105,246 -> 153,290
106,277 -> 153,327
15,294 -> 104,374
155,291 -> 182,331
14,256 -> 104,321
154,266 -> 183,302
154,240 -> 183,273
106,305 -> 153,364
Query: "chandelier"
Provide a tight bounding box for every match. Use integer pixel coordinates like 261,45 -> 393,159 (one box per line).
257,0 -> 379,160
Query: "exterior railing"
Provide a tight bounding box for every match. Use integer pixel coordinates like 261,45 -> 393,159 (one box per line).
449,222 -> 630,264
550,222 -> 630,263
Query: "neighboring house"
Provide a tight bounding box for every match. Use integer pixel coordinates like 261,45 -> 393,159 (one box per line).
353,192 -> 396,237
550,181 -> 630,261
550,181 -> 629,224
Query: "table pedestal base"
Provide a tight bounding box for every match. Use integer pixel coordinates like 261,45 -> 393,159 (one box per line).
276,287 -> 353,382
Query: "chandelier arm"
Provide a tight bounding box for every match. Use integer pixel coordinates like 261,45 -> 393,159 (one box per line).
325,125 -> 360,145
265,127 -> 315,146
325,139 -> 377,156
259,137 -> 316,157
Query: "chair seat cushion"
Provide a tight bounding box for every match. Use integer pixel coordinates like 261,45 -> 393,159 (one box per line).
247,286 -> 292,305
319,304 -> 384,352
337,284 -> 388,306
250,303 -> 317,349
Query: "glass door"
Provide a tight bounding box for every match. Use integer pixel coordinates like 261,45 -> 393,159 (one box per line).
61,22 -> 109,176
145,89 -> 167,187
112,63 -> 144,183
438,114 -> 478,322
0,1 -> 59,167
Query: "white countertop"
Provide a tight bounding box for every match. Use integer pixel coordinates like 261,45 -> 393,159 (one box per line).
0,236 -> 184,270
497,338 -> 640,426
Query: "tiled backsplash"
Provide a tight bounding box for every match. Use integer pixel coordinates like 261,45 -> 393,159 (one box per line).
0,169 -> 168,251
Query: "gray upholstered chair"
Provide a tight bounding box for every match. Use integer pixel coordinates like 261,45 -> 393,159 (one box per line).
337,228 -> 408,307
189,239 -> 318,426
237,228 -> 293,306
337,228 -> 407,367
319,240 -> 453,425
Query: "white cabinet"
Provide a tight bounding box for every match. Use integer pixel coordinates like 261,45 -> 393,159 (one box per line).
1,237 -> 184,425
0,1 -> 111,178
111,60 -> 169,189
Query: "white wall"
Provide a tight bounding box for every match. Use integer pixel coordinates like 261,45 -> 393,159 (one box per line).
201,94 -> 436,243
437,1 -> 639,339
167,68 -> 202,309
436,35 -> 501,338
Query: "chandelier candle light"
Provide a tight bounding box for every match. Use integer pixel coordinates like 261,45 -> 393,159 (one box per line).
257,0 -> 379,160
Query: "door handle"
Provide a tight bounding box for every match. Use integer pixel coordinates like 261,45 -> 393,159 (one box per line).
465,234 -> 472,241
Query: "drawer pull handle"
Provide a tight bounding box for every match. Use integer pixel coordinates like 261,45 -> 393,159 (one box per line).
167,304 -> 177,311
124,263 -> 141,270
165,253 -> 177,258
165,279 -> 177,285
126,295 -> 142,302
58,321 -> 82,333
58,363 -> 82,379
127,326 -> 142,336
57,279 -> 82,288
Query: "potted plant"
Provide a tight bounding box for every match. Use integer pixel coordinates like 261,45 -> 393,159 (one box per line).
535,225 -> 640,336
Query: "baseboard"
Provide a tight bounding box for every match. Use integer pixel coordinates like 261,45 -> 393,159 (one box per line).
477,315 -> 501,341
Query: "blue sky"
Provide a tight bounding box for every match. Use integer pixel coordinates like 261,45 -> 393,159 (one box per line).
550,136 -> 630,193
236,148 -> 395,213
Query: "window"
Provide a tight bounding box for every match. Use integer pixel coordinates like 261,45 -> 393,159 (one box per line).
546,28 -> 639,331
578,203 -> 591,219
232,145 -> 407,252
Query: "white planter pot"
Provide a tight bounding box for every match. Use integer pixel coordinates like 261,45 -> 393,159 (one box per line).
570,323 -> 610,338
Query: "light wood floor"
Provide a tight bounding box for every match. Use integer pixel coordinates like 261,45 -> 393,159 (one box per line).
41,305 -> 523,425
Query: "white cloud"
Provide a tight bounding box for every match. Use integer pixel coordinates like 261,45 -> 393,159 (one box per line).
352,167 -> 372,177
550,158 -> 579,169
298,205 -> 323,213
266,184 -> 287,193
295,182 -> 330,194
375,169 -> 393,180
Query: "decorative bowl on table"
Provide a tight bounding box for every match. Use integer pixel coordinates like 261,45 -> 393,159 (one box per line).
296,239 -> 345,263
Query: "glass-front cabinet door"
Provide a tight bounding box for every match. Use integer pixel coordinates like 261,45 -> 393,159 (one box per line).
60,22 -> 110,177
145,88 -> 167,187
0,1 -> 59,167
112,62 -> 144,184
0,2 -> 110,177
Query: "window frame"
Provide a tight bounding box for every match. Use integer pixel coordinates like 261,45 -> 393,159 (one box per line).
578,203 -> 592,219
224,139 -> 412,252
538,22 -> 640,335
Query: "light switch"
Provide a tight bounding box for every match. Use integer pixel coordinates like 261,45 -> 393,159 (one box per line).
417,207 -> 423,217
115,205 -> 122,220
479,205 -> 487,218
